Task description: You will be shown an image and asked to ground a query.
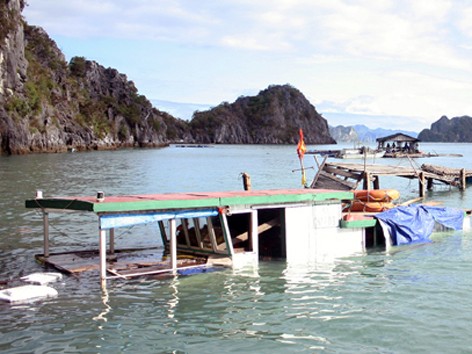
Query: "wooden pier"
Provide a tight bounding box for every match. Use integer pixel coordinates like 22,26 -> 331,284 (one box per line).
310,159 -> 472,197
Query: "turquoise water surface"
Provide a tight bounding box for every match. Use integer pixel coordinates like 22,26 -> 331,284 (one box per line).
0,143 -> 471,353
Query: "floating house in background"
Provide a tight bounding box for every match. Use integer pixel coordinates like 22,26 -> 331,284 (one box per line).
376,133 -> 428,158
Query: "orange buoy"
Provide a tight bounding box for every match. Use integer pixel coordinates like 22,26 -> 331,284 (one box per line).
346,201 -> 395,212
353,189 -> 400,202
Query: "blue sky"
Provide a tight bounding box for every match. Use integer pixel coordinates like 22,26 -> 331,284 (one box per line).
23,0 -> 472,131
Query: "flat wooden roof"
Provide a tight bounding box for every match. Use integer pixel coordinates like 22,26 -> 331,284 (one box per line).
376,133 -> 419,143
25,188 -> 353,214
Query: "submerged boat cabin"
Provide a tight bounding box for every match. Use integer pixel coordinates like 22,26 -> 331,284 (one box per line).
25,189 -> 382,288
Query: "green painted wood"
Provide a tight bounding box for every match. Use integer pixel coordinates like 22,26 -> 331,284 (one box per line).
339,218 -> 377,229
92,198 -> 222,213
25,189 -> 354,215
218,191 -> 353,206
25,198 -> 94,211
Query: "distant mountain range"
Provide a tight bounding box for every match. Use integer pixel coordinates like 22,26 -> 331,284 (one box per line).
329,124 -> 418,144
150,100 -> 419,144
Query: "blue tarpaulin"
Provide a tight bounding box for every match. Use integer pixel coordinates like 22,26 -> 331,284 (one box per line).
375,204 -> 464,246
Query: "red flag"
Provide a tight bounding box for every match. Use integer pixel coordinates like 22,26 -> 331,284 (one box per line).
296,128 -> 307,186
297,128 -> 306,159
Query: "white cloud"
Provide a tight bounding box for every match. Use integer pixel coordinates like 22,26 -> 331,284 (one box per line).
22,0 -> 472,130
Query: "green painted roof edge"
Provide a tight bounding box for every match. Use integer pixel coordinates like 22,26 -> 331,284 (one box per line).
25,190 -> 354,214
92,198 -> 221,213
25,198 -> 94,211
219,190 -> 352,206
339,218 -> 377,229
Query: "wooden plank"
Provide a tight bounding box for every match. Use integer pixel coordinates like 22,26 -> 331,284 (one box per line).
314,172 -> 356,190
310,156 -> 328,188
323,165 -> 363,180
461,168 -> 466,190
232,217 -> 280,247
419,172 -> 425,197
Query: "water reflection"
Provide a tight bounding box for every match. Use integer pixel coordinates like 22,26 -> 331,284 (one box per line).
167,276 -> 179,320
93,288 -> 111,323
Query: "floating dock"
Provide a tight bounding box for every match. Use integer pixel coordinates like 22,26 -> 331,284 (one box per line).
311,160 -> 472,196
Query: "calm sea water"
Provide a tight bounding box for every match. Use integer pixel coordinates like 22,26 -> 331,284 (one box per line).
1,143 -> 472,353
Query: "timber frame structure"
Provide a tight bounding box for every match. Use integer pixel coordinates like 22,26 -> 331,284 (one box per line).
25,188 -> 361,290
310,159 -> 472,197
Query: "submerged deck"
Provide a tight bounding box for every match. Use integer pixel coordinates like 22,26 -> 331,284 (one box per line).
25,188 -> 357,288
35,248 -> 216,279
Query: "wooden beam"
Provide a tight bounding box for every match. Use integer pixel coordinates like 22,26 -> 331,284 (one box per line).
43,211 -> 49,258
461,168 -> 466,190
419,172 -> 425,197
169,219 -> 177,274
323,165 -> 363,180
363,172 -> 371,190
99,229 -> 107,289
317,171 -> 357,189
427,178 -> 433,190
373,176 -> 380,190
109,228 -> 115,254
232,217 -> 280,247
310,155 -> 328,188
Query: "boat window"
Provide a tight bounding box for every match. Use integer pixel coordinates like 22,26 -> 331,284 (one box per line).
257,208 -> 285,259
160,216 -> 229,255
225,212 -> 253,252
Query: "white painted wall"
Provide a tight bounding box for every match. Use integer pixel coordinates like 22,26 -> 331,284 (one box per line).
285,203 -> 365,263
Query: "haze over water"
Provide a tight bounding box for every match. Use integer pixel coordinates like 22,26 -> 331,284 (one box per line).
1,143 -> 472,353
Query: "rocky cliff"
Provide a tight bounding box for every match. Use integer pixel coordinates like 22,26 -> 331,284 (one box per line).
190,85 -> 335,144
418,115 -> 472,142
0,0 -> 192,154
329,125 -> 359,143
0,1 -> 335,154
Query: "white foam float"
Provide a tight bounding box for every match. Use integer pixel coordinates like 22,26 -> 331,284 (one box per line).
0,285 -> 58,303
20,272 -> 63,285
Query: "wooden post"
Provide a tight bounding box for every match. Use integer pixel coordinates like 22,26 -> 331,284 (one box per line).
373,176 -> 380,190
109,228 -> 115,254
43,210 -> 49,257
419,172 -> 425,197
99,229 -> 107,290
461,168 -> 466,190
169,218 -> 177,274
310,156 -> 327,188
250,210 -> 259,259
242,172 -> 251,191
220,213 -> 234,256
363,172 -> 371,190
427,178 -> 433,190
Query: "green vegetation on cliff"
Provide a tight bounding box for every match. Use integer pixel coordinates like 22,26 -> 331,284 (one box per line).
190,85 -> 335,145
0,1 -> 334,154
418,115 -> 472,142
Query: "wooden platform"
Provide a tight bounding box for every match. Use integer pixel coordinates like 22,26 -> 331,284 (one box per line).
311,160 -> 472,196
35,248 -> 210,278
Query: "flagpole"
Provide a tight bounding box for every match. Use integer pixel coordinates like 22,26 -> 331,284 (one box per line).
296,128 -> 307,187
